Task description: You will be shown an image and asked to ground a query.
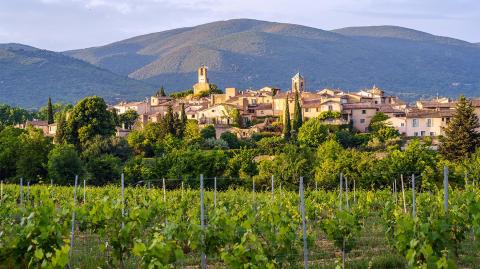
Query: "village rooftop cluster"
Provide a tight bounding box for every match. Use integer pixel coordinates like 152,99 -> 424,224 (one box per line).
24,65 -> 480,140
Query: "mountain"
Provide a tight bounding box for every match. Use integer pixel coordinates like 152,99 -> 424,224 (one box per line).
0,45 -> 155,108
65,19 -> 480,100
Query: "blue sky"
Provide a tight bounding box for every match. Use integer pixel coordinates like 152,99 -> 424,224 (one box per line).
1,0 -> 478,51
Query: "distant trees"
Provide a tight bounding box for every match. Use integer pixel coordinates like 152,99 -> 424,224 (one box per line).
440,95 -> 480,161
0,104 -> 33,126
57,96 -> 116,148
119,109 -> 139,130
16,127 -> 52,181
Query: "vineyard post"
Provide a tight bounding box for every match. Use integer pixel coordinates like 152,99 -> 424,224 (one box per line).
83,179 -> 86,204
121,173 -> 125,228
339,173 -> 343,210
27,181 -> 30,201
181,181 -> 184,198
300,176 -> 308,269
444,166 -> 449,213
401,174 -> 406,213
214,177 -> 217,208
412,174 -> 416,218
252,178 -> 255,203
394,179 -> 398,205
200,174 -> 206,269
162,178 -> 166,203
50,179 -> 53,187
69,175 -> 78,263
315,180 -> 318,192
345,176 -> 349,211
20,177 -> 23,206
271,175 -> 274,200
353,180 -> 356,204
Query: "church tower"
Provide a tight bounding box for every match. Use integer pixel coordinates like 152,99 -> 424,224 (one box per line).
193,65 -> 211,95
291,72 -> 305,93
198,65 -> 209,84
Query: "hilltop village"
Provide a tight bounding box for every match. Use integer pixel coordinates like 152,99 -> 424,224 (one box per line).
25,65 -> 480,142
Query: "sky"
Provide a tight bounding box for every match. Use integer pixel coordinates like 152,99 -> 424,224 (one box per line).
1,0 -> 479,51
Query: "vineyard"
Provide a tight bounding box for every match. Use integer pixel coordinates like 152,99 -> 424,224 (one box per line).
1,173 -> 480,269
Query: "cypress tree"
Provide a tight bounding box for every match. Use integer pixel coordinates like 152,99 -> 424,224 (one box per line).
157,86 -> 166,97
292,91 -> 303,132
439,95 -> 480,161
283,96 -> 291,140
47,97 -> 54,124
163,105 -> 175,135
180,103 -> 187,127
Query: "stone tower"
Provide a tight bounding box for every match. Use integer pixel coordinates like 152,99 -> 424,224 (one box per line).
193,65 -> 211,95
291,72 -> 305,93
198,65 -> 209,84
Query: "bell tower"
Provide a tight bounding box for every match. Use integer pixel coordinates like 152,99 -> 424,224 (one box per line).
198,65 -> 209,84
291,72 -> 305,93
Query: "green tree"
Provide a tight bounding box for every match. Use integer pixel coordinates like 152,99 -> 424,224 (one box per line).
47,144 -> 83,184
439,95 -> 480,161
283,97 -> 291,140
254,144 -> 313,188
176,103 -> 187,138
119,109 -> 139,130
0,127 -> 25,179
200,125 -> 216,140
17,127 -> 52,181
157,86 -> 166,97
47,97 -> 54,124
220,131 -> 240,149
231,108 -> 242,127
62,96 -> 115,148
163,105 -> 175,136
297,117 -> 330,148
292,92 -> 303,133
184,120 -> 202,145
85,154 -> 122,186
225,148 -> 258,179
369,112 -> 389,131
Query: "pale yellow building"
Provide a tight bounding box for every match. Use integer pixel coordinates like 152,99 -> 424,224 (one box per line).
193,65 -> 211,95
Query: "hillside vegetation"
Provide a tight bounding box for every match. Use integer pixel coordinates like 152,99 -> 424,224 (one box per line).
0,46 -> 155,108
65,19 -> 480,99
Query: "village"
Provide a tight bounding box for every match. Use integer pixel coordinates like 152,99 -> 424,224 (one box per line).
22,65 -> 480,142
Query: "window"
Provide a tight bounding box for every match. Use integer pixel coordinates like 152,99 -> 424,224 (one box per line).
412,119 -> 418,127
305,108 -> 310,112
414,132 -> 418,136
360,119 -> 366,124
421,131 -> 425,136
430,132 -> 435,136
328,105 -> 333,111
400,123 -> 405,127
211,110 -> 215,112
316,108 -> 319,112
362,110 -> 366,114
427,119 -> 432,127
192,114 -> 195,118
